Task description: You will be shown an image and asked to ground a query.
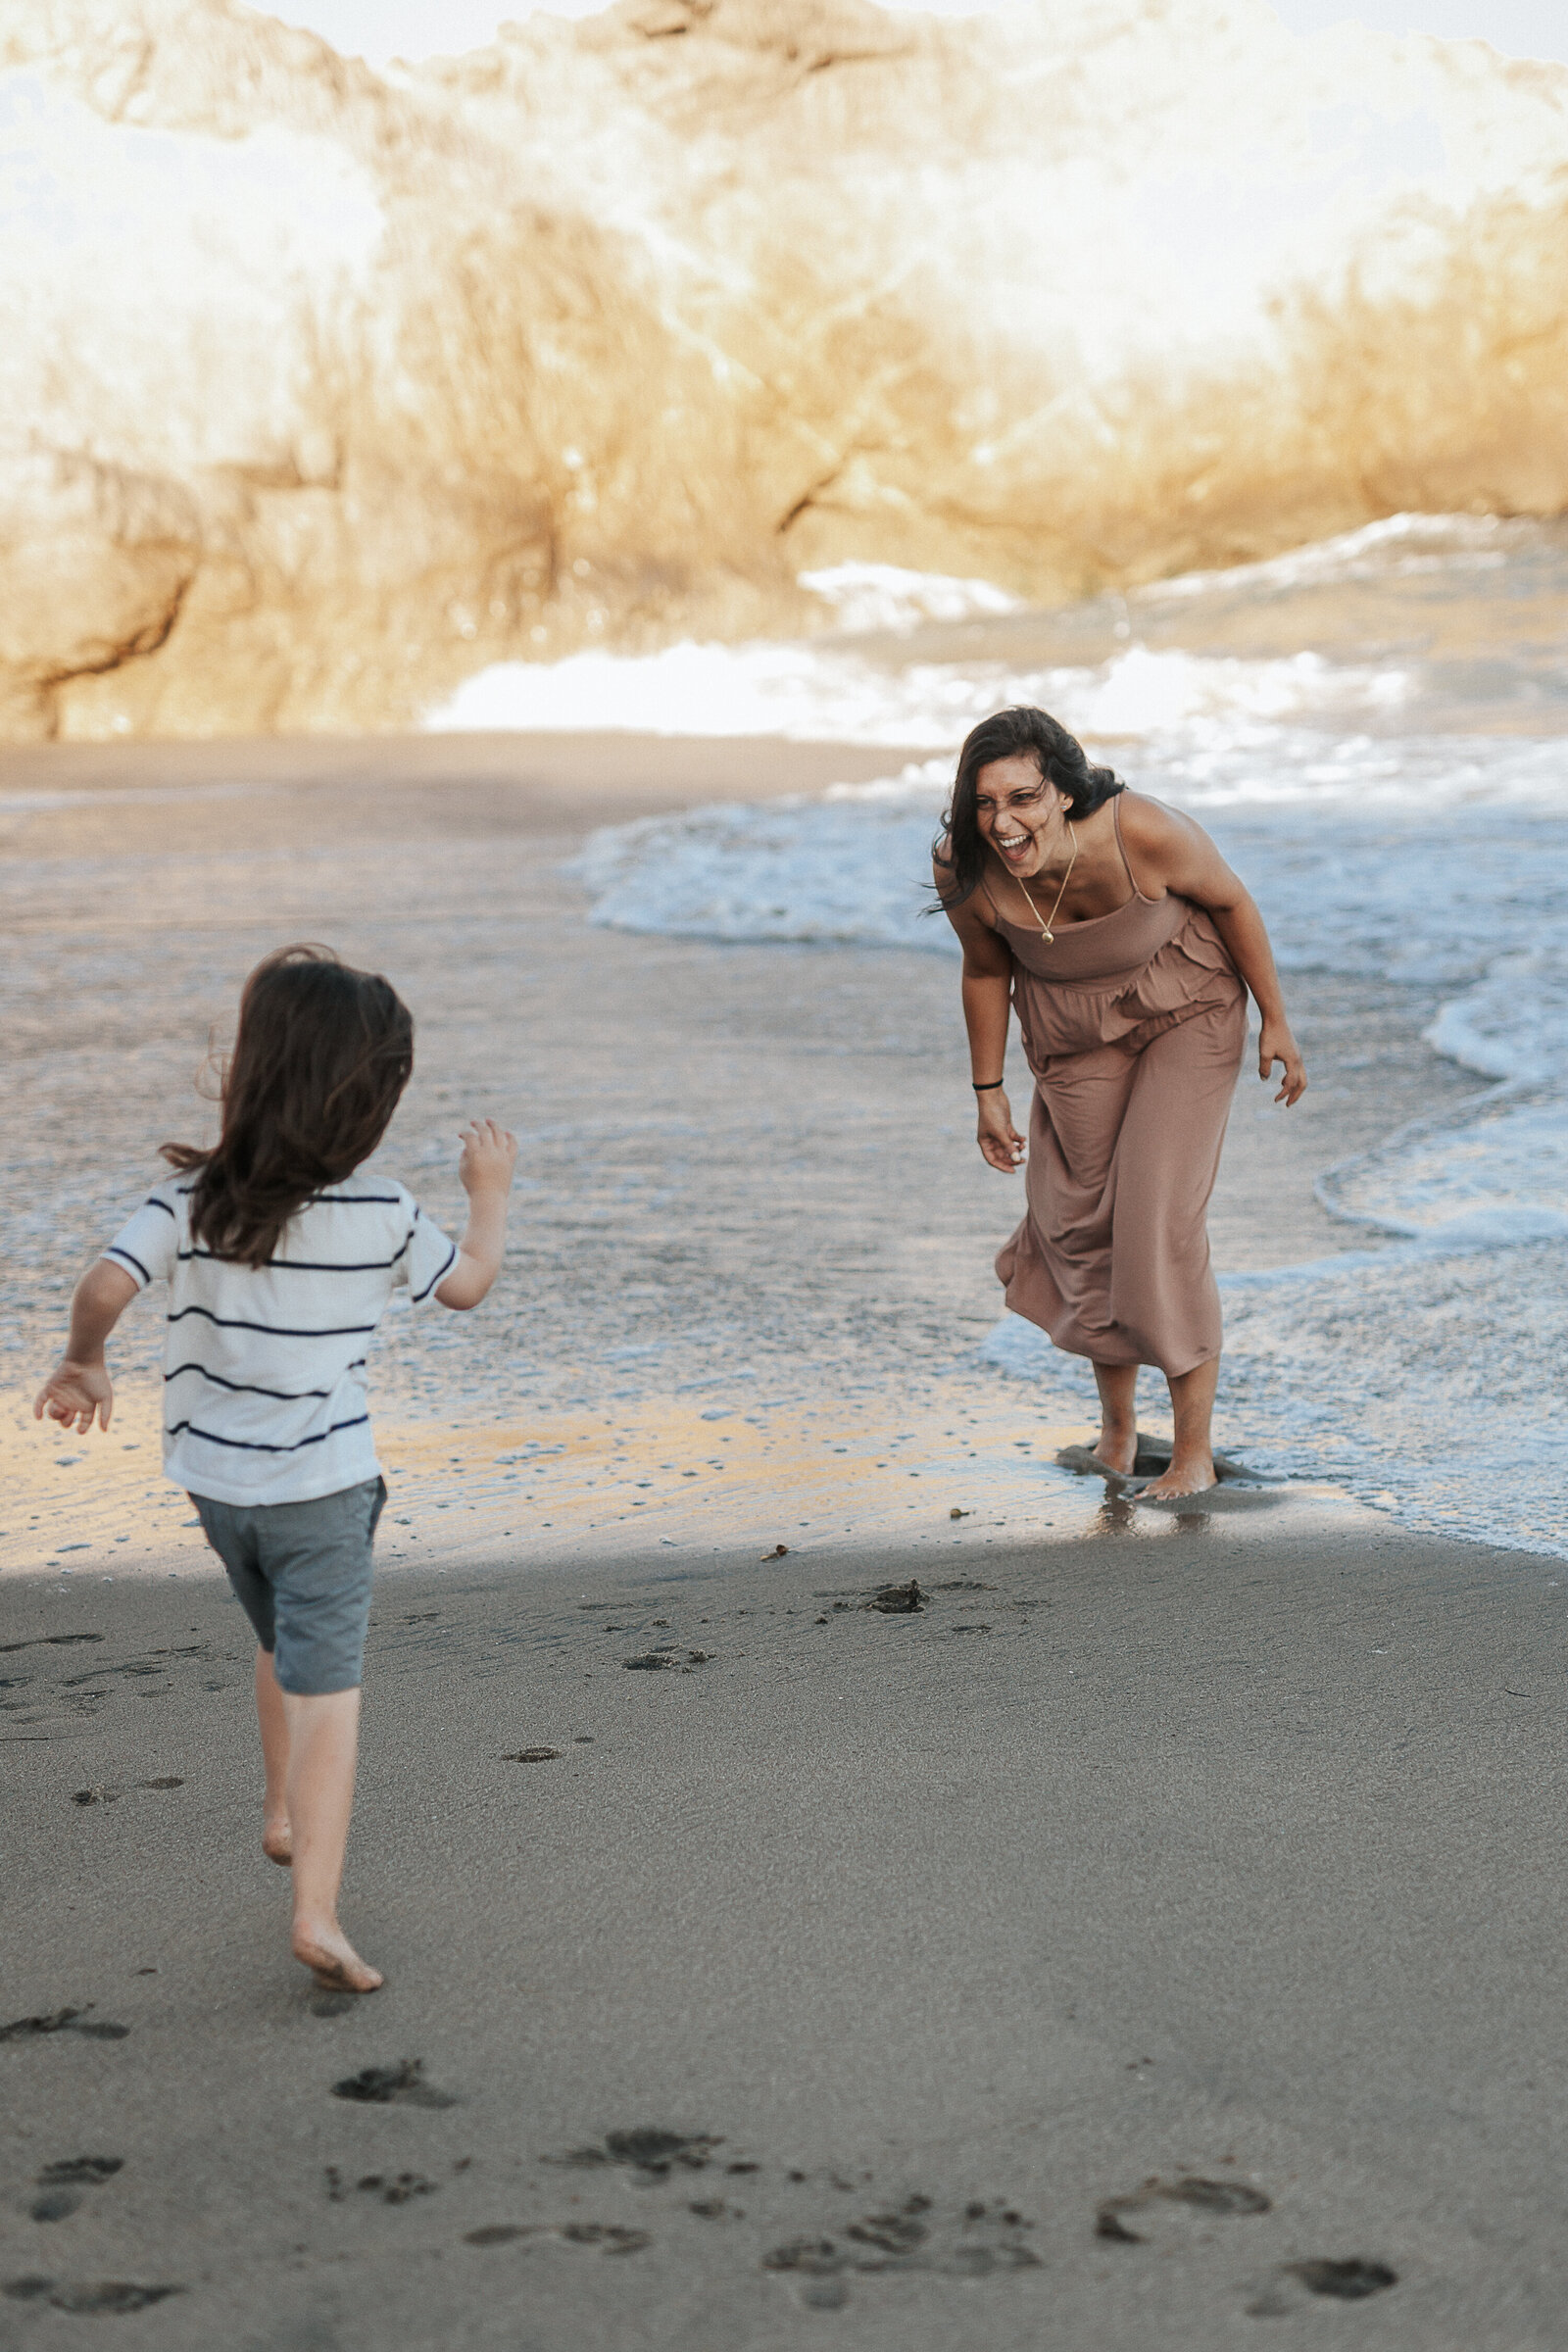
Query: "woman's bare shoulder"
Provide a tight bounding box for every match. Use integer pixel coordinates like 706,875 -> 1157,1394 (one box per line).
1117,789 -> 1207,857
1118,787 -> 1192,836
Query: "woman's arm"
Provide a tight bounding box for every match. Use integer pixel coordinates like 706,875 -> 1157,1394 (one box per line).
34,1258 -> 140,1435
1120,796 -> 1307,1105
938,859 -> 1027,1169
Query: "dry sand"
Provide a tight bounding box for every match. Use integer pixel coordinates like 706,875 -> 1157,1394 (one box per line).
3,735 -> 1554,2350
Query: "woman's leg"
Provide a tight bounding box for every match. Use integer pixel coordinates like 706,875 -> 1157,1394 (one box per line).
254,1646 -> 292,1865
282,1687 -> 382,1992
1142,1352 -> 1221,1500
1092,1359 -> 1139,1473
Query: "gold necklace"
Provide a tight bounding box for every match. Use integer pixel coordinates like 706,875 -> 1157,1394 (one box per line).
1013,820 -> 1078,943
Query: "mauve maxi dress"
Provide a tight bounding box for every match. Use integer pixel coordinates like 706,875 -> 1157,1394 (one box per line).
989,801 -> 1248,1377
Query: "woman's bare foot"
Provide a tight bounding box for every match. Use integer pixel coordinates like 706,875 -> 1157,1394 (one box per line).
1137,1455 -> 1218,1500
263,1817 -> 293,1867
1090,1361 -> 1140,1476
292,1917 -> 383,1993
1091,1429 -> 1139,1476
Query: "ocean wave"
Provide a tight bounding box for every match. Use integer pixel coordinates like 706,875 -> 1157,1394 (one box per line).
798,563 -> 1024,634
428,512 -> 1568,758
428,630 -> 1426,746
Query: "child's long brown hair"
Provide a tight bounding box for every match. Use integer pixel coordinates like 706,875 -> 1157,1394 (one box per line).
163,946 -> 415,1268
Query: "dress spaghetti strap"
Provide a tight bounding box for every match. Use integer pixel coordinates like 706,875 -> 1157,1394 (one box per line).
1110,792 -> 1142,900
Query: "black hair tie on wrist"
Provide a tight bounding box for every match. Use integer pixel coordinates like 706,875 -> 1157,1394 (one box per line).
972,1080 -> 1004,1091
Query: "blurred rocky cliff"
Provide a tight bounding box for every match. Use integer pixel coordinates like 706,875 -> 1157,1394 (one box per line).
2,0 -> 1566,738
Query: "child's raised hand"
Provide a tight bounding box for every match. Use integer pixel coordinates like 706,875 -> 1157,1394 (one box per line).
456,1118 -> 517,1197
34,1360 -> 115,1436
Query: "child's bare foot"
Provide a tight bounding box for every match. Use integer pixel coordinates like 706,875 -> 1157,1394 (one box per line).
263,1817 -> 293,1867
292,1918 -> 383,1993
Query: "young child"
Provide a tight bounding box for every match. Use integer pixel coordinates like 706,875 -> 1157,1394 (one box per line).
33,945 -> 516,1996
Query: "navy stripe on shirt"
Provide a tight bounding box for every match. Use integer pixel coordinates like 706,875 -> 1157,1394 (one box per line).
412,1243 -> 460,1303
146,1196 -> 177,1219
165,1362 -> 334,1401
166,1185 -> 402,1207
166,1413 -> 370,1455
168,1304 -> 377,1339
164,1358 -> 368,1398
176,1249 -> 412,1272
105,1246 -> 151,1284
305,1192 -> 405,1206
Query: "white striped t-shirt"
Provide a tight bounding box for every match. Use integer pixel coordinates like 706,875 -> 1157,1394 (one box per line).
104,1176 -> 458,1507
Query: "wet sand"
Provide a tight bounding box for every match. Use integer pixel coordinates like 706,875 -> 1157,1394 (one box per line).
6,1516 -> 1568,2349
2,733 -> 1551,2349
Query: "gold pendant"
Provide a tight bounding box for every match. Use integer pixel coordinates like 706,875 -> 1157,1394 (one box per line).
1041,928 -> 1054,944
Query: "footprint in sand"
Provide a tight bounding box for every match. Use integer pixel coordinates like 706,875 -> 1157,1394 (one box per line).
547,2128 -> 722,2179
0,2006 -> 129,2043
325,2167 -> 438,2206
464,2222 -> 651,2254
1246,2256 -> 1398,2315
764,2190 -> 1040,2300
330,2059 -> 458,2109
0,1634 -> 103,1654
1096,2174 -> 1272,2242
3,2279 -> 181,2313
28,2156 -> 122,2224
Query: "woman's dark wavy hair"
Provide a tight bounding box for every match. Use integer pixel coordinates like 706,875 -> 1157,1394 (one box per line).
162,946 -> 415,1268
933,706 -> 1124,911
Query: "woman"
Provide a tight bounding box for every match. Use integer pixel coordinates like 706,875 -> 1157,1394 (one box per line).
936,706 -> 1305,1499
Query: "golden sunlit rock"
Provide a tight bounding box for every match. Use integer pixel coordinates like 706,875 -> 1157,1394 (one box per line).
2,0 -> 1566,738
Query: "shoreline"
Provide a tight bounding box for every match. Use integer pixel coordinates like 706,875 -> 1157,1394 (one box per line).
1,727 -> 1499,1582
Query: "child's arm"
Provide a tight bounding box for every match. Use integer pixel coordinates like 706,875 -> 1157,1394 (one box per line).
435,1118 -> 518,1310
33,1260 -> 141,1435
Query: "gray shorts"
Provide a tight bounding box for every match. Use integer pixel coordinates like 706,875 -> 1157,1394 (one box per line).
190,1478 -> 386,1695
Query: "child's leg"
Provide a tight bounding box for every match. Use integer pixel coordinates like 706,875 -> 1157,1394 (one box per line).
259,1478 -> 385,1992
188,1494 -> 288,1863
281,1686 -> 381,1992
255,1647 -> 292,1865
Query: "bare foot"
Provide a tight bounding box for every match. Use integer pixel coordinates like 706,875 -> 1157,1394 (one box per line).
263,1818 -> 293,1867
292,1918 -> 383,1994
1137,1459 -> 1218,1501
1091,1429 -> 1138,1476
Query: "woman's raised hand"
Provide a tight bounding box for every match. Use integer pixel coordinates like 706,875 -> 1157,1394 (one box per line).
976,1089 -> 1026,1171
1259,1019 -> 1307,1106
